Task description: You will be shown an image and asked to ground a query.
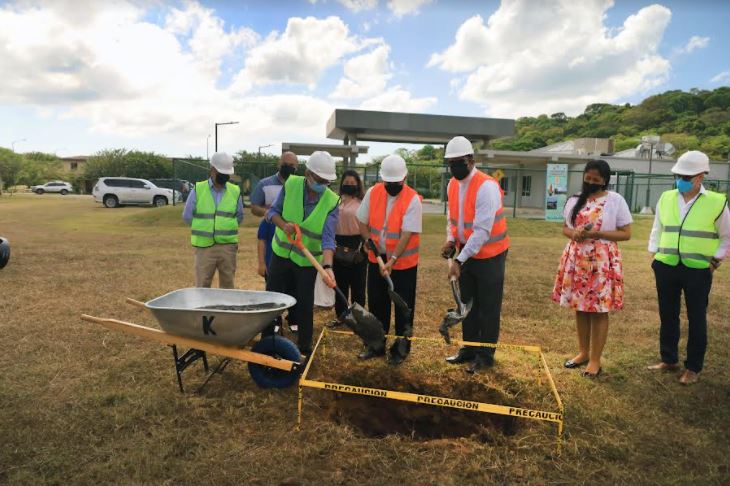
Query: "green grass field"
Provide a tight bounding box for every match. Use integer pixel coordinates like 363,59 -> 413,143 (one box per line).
1,195 -> 728,484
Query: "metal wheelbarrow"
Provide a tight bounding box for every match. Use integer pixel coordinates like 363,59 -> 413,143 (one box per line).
81,288 -> 302,391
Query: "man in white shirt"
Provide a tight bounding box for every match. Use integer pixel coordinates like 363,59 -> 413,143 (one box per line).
647,150 -> 730,385
441,136 -> 510,374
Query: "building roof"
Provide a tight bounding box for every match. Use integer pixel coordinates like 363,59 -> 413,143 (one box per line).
326,109 -> 514,144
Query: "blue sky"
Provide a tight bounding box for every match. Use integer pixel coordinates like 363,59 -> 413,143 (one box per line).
0,0 -> 728,160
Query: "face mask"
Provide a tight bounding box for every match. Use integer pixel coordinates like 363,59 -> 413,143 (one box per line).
449,161 -> 470,180
676,178 -> 694,194
308,177 -> 327,194
582,182 -> 603,194
341,184 -> 357,196
279,164 -> 296,180
215,173 -> 230,185
385,182 -> 403,197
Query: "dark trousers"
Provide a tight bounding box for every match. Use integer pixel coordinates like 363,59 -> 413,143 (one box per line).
333,235 -> 367,317
459,250 -> 507,361
652,260 -> 713,373
367,261 -> 417,339
266,254 -> 317,352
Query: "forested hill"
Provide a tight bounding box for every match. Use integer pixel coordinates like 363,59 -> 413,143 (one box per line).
489,87 -> 730,161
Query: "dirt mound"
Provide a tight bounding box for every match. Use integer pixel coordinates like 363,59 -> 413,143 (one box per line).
316,368 -> 519,441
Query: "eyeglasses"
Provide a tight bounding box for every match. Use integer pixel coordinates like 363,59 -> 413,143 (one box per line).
675,174 -> 697,182
447,157 -> 469,165
309,174 -> 331,186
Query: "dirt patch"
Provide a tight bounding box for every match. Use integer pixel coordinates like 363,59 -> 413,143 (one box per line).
197,303 -> 284,311
316,368 -> 519,442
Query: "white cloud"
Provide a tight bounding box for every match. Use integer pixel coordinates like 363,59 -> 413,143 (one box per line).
0,1 -> 337,149
330,44 -> 392,99
234,16 -> 369,91
337,0 -> 378,12
675,35 -> 709,55
359,85 -> 436,112
428,0 -> 672,117
387,0 -> 433,17
710,70 -> 730,84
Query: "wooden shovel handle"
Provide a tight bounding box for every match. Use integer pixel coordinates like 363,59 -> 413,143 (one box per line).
288,223 -> 336,289
126,298 -> 147,309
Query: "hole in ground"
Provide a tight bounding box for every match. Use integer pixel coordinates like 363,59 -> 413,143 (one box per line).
317,370 -> 520,441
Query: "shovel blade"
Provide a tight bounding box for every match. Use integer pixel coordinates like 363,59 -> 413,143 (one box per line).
343,303 -> 386,352
388,289 -> 411,315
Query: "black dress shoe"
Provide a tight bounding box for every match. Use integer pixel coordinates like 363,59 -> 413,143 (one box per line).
445,349 -> 475,365
358,347 -> 385,360
465,356 -> 494,374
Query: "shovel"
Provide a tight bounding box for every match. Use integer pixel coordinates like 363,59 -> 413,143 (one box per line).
366,238 -> 412,315
286,225 -> 385,353
438,257 -> 472,344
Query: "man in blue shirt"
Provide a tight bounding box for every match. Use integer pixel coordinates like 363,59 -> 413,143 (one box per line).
182,152 -> 244,288
251,151 -> 299,276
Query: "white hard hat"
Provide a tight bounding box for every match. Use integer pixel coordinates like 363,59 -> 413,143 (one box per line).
671,150 -> 710,176
380,154 -> 408,182
445,136 -> 474,159
307,151 -> 337,181
210,152 -> 234,175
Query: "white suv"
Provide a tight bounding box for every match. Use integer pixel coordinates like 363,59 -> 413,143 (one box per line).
31,181 -> 73,195
93,177 -> 180,208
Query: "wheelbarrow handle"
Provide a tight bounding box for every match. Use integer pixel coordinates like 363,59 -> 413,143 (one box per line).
287,223 -> 337,290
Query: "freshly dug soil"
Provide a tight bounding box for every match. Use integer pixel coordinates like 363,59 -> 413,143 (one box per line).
197,303 -> 284,311
316,368 -> 519,441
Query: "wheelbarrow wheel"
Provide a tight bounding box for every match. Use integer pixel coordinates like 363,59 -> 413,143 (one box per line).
248,335 -> 301,389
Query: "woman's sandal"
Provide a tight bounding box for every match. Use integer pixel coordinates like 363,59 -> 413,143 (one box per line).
564,358 -> 589,369
581,368 -> 602,379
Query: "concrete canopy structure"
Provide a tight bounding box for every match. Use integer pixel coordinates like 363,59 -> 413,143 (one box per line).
326,109 -> 515,165
280,142 -> 368,159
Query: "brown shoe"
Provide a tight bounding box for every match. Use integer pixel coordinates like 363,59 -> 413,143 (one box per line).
679,370 -> 699,385
647,362 -> 680,372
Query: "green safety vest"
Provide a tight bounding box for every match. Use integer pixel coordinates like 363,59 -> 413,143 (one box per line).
655,189 -> 727,269
271,175 -> 339,267
190,180 -> 241,247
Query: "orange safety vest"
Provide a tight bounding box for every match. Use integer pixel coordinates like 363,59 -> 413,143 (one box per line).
367,183 -> 421,270
448,170 -> 509,259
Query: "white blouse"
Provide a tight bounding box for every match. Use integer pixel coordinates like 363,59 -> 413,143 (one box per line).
563,191 -> 633,231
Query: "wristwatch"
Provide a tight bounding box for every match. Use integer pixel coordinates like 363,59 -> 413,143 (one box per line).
710,258 -> 721,269
323,264 -> 332,269
390,255 -> 398,263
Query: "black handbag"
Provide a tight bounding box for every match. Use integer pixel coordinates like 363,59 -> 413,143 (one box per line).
334,242 -> 365,266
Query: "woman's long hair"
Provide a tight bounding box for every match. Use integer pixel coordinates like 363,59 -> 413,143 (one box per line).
339,169 -> 365,199
569,159 -> 611,226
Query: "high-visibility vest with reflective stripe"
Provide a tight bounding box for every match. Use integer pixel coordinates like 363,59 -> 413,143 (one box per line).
190,180 -> 240,247
655,189 -> 727,269
367,183 -> 421,270
271,175 -> 340,267
448,170 -> 509,259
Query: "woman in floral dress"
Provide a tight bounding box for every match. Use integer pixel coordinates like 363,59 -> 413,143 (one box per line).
552,160 -> 633,378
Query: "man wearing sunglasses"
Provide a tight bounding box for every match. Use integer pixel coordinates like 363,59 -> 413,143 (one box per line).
266,151 -> 340,356
648,150 -> 730,385
441,136 -> 510,374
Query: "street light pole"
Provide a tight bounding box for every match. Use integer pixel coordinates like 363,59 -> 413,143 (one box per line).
214,121 -> 239,152
640,135 -> 660,214
11,138 -> 26,152
206,134 -> 211,160
257,144 -> 274,157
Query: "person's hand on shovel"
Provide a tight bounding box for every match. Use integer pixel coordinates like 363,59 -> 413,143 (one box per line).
448,259 -> 461,281
380,258 -> 394,277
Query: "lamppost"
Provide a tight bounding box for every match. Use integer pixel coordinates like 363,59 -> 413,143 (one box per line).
640,135 -> 660,215
214,121 -> 239,152
11,139 -> 26,152
257,144 -> 273,157
206,134 -> 211,160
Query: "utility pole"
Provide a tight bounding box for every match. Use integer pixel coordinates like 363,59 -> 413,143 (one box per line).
214,122 -> 239,152
640,135 -> 660,214
11,138 -> 26,152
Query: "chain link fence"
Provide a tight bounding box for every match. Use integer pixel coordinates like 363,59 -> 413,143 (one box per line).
172,158 -> 730,217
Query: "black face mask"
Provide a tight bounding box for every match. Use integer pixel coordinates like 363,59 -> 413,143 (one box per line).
279,164 -> 296,180
341,184 -> 358,196
449,161 -> 470,180
215,173 -> 230,185
385,183 -> 403,197
582,182 -> 603,194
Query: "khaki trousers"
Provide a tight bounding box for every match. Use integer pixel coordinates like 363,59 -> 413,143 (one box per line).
194,244 -> 238,288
